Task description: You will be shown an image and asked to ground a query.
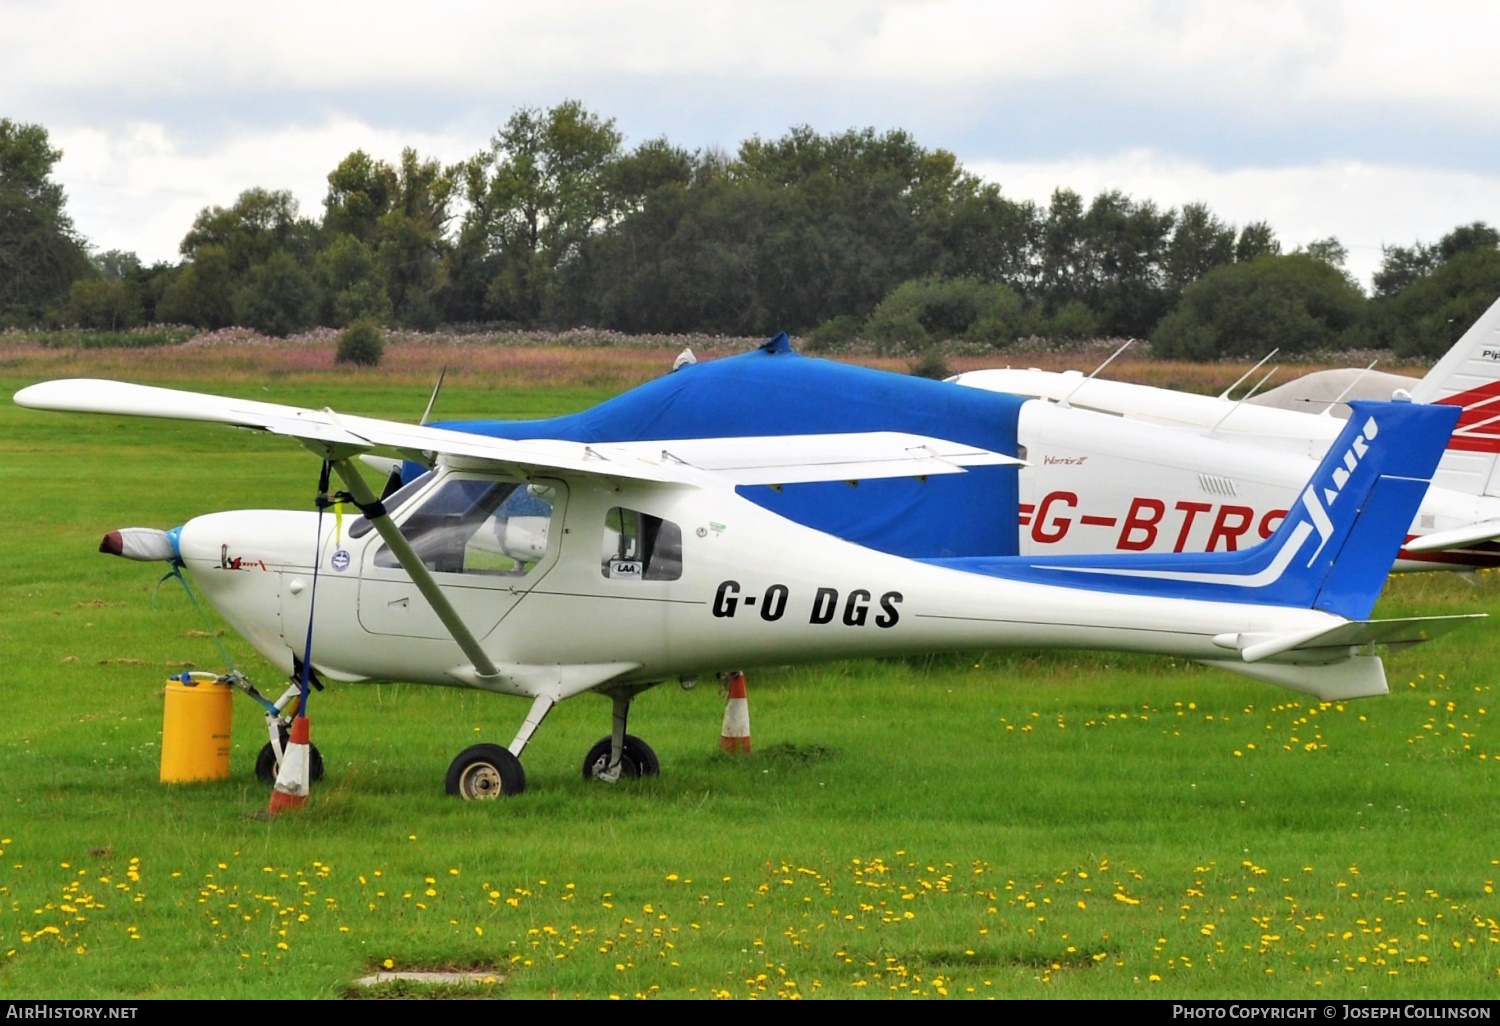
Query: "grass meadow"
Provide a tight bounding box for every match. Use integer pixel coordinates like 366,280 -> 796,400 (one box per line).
0,339 -> 1496,1000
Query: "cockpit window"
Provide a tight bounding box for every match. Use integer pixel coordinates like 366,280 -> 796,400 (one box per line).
348,469 -> 435,539
375,477 -> 554,576
601,508 -> 682,581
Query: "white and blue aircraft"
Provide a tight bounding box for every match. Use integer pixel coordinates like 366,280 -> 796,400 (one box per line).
13,378 -> 1478,798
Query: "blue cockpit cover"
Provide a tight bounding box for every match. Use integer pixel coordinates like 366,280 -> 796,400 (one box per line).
426,334 -> 1029,559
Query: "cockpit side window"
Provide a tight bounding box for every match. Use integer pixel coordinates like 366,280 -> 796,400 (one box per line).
374,477 -> 554,576
601,508 -> 683,581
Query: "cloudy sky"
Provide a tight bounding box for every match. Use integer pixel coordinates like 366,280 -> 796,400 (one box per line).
6,0 -> 1498,286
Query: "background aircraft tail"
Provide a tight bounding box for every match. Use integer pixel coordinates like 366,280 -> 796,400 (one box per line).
1408,294 -> 1500,496
928,399 -> 1460,620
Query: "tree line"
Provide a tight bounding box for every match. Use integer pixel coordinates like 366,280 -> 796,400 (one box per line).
3,105 -> 1498,360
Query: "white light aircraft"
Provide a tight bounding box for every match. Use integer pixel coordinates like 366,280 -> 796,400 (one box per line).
956,295 -> 1500,570
13,380 -> 1479,798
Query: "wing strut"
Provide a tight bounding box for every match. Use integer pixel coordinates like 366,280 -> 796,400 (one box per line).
330,459 -> 501,682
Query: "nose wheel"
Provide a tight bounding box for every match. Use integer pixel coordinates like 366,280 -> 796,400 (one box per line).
254,726 -> 326,785
255,739 -> 326,785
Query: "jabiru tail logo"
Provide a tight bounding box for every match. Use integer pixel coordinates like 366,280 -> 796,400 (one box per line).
1300,415 -> 1377,567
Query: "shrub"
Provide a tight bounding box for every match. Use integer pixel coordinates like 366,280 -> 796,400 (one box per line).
908,347 -> 953,379
1039,301 -> 1099,341
863,276 -> 1035,353
1152,254 -> 1366,360
336,318 -> 384,366
804,314 -> 862,352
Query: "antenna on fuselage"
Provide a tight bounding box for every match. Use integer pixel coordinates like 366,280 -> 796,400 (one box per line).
1058,338 -> 1134,409
420,366 -> 449,426
1206,365 -> 1279,438
1216,348 -> 1280,401
1318,359 -> 1379,417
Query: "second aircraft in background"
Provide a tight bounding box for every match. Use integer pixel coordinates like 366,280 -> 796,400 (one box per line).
953,295 -> 1500,570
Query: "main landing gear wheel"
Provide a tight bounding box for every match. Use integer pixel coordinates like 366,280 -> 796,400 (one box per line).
254,731 -> 326,785
446,743 -> 527,799
582,734 -> 660,781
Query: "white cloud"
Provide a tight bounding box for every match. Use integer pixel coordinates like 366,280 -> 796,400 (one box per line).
5,0 -> 1500,112
51,118 -> 476,263
970,150 -> 1500,288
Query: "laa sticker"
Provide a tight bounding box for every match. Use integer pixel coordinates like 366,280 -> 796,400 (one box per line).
330,549 -> 351,572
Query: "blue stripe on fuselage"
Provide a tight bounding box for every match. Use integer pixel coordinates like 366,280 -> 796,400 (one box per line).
922,400 -> 1458,618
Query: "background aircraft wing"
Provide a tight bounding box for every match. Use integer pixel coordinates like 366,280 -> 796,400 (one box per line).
14,378 -> 1013,487
1401,519 -> 1500,553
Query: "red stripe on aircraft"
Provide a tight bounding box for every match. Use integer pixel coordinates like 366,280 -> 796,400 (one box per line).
1436,381 -> 1500,452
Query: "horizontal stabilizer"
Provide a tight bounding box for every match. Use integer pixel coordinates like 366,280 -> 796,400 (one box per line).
1402,519 -> 1500,553
1213,614 -> 1484,664
1197,655 -> 1390,701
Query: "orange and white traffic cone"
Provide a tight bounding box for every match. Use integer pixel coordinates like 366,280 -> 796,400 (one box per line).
267,716 -> 312,814
720,671 -> 751,754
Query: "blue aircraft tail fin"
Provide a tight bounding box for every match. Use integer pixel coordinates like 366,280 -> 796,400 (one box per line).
926,399 -> 1459,618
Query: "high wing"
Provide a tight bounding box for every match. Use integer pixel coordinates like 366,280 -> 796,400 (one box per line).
13,378 -> 1019,487
15,377 -> 1017,690
608,434 -> 1017,486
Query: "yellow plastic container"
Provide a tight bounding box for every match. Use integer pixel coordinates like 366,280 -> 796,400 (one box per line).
160,675 -> 233,783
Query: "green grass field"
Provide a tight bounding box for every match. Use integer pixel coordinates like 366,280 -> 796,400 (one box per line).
1,355 -> 1498,999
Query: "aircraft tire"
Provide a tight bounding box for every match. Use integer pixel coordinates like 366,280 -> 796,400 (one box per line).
582,734 -> 660,780
446,743 -> 526,799
254,735 -> 326,785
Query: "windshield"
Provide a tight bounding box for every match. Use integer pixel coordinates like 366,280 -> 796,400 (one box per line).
347,469 -> 435,539
374,477 -> 555,576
